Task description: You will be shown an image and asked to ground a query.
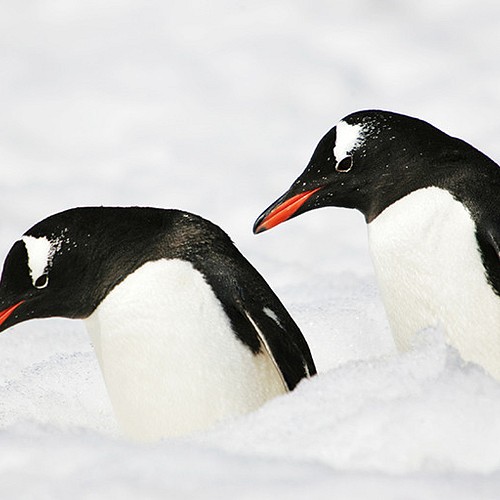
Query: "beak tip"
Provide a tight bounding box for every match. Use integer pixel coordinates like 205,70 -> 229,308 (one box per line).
253,220 -> 267,235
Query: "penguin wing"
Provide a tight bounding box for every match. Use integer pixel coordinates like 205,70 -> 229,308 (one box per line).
477,223 -> 500,296
221,280 -> 317,391
487,227 -> 500,261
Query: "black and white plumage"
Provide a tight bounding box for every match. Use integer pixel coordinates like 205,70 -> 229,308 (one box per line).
254,110 -> 500,379
0,207 -> 316,441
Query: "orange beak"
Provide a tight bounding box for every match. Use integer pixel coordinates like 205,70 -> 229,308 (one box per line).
0,301 -> 24,327
253,187 -> 321,234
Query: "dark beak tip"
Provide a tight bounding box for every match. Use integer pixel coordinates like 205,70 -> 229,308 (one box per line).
252,218 -> 267,235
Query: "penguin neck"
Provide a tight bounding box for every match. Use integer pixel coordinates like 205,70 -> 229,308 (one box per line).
363,151 -> 500,223
367,186 -> 500,380
84,258 -> 286,441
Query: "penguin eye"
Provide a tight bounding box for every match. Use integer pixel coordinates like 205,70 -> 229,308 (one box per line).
336,156 -> 353,173
34,274 -> 49,289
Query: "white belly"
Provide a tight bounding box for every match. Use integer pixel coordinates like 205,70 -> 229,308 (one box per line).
85,259 -> 286,442
368,186 -> 500,379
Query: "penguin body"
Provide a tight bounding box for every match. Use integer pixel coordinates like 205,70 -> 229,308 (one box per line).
254,110 -> 500,379
0,208 -> 316,441
369,186 -> 500,377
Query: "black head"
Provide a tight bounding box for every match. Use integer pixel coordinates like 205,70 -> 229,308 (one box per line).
254,109 -> 497,232
0,207 -> 227,331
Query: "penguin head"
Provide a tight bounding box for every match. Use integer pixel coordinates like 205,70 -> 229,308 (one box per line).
0,207 -> 177,332
0,231 -> 88,330
254,109 -> 469,232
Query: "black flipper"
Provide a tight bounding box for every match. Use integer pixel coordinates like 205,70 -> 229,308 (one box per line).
476,221 -> 500,297
220,275 -> 317,391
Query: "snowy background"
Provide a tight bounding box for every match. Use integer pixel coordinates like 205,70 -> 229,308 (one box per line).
1,1 -> 500,498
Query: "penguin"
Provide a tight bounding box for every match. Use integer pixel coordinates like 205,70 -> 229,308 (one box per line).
254,109 -> 500,380
0,207 -> 316,441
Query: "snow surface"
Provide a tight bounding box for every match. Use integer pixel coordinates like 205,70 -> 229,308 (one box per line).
1,1 -> 500,498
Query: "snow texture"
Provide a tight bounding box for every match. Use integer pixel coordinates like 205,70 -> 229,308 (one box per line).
1,1 -> 500,498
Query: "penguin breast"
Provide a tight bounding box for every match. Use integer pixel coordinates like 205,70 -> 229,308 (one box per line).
85,258 -> 286,441
368,186 -> 500,379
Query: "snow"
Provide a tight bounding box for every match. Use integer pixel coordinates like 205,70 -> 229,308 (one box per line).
1,0 -> 500,498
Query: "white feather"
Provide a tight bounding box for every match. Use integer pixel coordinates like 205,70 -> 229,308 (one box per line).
368,186 -> 500,379
333,120 -> 363,160
85,258 -> 286,441
22,236 -> 52,285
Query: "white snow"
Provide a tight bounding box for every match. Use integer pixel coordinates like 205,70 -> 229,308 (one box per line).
1,1 -> 500,498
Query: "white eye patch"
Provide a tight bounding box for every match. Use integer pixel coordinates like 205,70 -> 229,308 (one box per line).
22,235 -> 54,286
333,120 -> 363,161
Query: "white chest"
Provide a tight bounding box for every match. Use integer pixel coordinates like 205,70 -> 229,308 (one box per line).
85,259 -> 286,441
368,187 -> 500,379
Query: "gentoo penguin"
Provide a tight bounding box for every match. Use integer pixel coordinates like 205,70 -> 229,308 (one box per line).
0,207 -> 316,441
254,109 -> 500,380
